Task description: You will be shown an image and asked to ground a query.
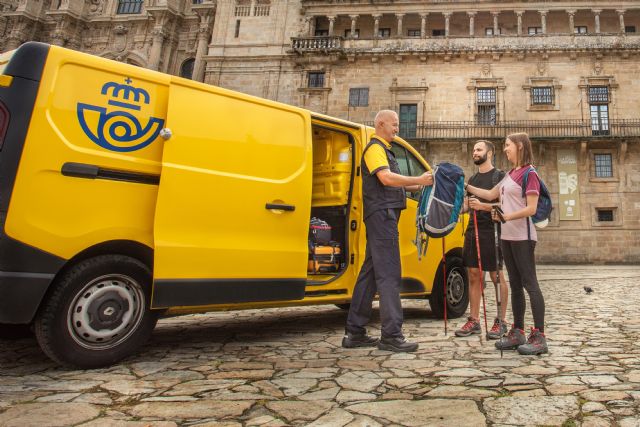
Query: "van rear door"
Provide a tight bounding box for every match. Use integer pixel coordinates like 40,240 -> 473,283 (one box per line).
152,80 -> 312,308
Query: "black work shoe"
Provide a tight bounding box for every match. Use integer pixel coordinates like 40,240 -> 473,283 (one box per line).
377,337 -> 419,353
342,333 -> 379,348
495,325 -> 526,350
517,328 -> 549,355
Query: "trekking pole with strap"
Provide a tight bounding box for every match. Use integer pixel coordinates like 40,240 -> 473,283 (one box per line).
441,237 -> 447,335
494,213 -> 504,358
472,210 -> 489,338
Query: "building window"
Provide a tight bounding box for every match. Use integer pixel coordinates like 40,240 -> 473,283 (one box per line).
308,72 -> 325,88
235,20 -> 241,38
116,0 -> 142,14
589,86 -> 609,136
180,58 -> 195,79
349,88 -> 369,107
378,28 -> 391,38
315,29 -> 329,36
399,104 -> 417,139
625,26 -> 636,33
528,27 -> 542,35
596,209 -> 614,222
407,29 -> 421,37
531,87 -> 554,105
477,88 -> 497,125
574,26 -> 588,34
594,153 -> 613,178
485,28 -> 501,36
432,29 -> 445,36
344,29 -> 360,38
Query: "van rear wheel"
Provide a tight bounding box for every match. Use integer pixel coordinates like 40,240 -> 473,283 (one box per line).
428,255 -> 468,319
34,255 -> 158,368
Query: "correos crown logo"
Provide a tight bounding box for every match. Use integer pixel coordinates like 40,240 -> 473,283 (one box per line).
77,78 -> 165,152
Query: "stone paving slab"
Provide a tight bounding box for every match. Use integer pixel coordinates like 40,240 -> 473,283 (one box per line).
1,265 -> 640,426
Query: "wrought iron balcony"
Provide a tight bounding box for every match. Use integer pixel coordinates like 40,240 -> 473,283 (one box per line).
363,120 -> 640,141
291,36 -> 343,52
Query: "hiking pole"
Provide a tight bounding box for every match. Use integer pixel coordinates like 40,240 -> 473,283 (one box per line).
442,237 -> 447,336
494,212 -> 504,358
472,210 -> 489,338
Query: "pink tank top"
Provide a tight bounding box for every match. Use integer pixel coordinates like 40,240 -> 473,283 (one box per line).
500,174 -> 537,241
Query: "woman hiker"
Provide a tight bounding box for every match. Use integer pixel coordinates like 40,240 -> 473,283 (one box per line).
464,132 -> 548,355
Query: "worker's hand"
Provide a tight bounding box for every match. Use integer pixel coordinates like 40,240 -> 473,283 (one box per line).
418,172 -> 433,186
468,197 -> 481,211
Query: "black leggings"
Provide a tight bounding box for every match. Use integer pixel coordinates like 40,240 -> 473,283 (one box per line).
501,240 -> 545,333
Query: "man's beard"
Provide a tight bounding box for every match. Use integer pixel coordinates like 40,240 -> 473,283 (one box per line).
473,153 -> 488,165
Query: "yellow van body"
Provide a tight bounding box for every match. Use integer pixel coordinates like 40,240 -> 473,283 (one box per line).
0,43 -> 468,367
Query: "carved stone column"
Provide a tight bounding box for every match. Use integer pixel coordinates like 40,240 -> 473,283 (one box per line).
567,10 -> 576,34
395,13 -> 404,37
419,13 -> 428,38
617,10 -> 626,34
491,11 -> 499,35
192,7 -> 214,82
539,10 -> 547,34
327,15 -> 335,36
349,15 -> 359,38
515,11 -> 523,35
305,16 -> 313,36
467,11 -> 476,36
444,12 -> 451,37
148,28 -> 166,71
373,14 -> 381,39
592,9 -> 601,34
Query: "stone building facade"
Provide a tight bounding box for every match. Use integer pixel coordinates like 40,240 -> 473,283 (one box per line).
1,0 -> 640,263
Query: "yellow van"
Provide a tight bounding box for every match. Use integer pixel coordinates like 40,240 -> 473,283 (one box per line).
0,43 -> 468,368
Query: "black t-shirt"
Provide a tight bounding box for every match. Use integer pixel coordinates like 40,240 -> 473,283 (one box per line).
466,168 -> 505,234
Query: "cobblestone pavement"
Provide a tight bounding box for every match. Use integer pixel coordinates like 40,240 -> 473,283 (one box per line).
1,265 -> 640,426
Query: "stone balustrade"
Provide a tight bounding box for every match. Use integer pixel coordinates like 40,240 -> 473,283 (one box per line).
291,35 -> 342,51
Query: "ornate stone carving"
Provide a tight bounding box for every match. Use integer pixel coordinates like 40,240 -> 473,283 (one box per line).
88,0 -> 103,15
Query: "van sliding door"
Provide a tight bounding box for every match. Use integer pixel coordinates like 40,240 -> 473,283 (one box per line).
152,81 -> 313,308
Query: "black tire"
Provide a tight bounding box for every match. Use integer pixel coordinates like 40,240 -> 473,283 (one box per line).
34,255 -> 158,369
335,303 -> 351,310
428,255 -> 469,319
0,324 -> 32,339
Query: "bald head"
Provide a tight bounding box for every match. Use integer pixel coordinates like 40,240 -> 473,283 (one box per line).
374,110 -> 399,141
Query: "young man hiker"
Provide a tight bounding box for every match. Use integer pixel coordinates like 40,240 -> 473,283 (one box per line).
455,140 -> 509,340
465,133 -> 548,355
342,110 -> 433,353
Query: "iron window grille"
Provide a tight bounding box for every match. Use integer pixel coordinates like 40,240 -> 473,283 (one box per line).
589,86 -> 609,103
477,88 -> 497,125
308,72 -> 325,88
625,26 -> 636,33
594,153 -> 613,178
597,209 -> 614,222
531,87 -> 554,105
117,0 -> 142,14
349,88 -> 369,107
477,88 -> 496,104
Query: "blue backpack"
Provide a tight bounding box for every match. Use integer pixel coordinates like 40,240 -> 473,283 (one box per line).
415,162 -> 465,257
522,166 -> 552,228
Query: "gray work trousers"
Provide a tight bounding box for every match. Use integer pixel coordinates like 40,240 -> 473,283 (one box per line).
346,208 -> 404,339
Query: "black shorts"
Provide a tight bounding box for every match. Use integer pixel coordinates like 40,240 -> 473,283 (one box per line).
462,228 -> 503,271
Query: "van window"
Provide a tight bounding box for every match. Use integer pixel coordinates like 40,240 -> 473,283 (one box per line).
391,143 -> 428,200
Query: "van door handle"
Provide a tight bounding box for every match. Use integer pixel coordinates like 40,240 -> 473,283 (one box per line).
265,203 -> 295,212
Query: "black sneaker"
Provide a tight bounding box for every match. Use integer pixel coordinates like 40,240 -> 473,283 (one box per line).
486,318 -> 508,340
517,328 -> 549,355
377,337 -> 419,353
454,317 -> 482,337
495,325 -> 526,350
342,333 -> 379,348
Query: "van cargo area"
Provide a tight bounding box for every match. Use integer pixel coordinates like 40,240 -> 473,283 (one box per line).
308,125 -> 353,282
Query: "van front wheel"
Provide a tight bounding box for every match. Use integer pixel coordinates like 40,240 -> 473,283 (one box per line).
35,255 -> 158,369
428,256 -> 468,319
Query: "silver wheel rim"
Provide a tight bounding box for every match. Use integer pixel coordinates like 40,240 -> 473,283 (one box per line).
446,268 -> 465,306
67,274 -> 145,350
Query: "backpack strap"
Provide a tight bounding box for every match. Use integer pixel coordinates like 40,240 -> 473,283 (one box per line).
521,166 -> 536,241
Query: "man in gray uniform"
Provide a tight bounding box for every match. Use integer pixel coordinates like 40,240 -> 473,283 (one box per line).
343,110 -> 433,353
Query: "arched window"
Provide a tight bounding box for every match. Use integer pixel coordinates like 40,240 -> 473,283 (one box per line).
180,58 -> 195,79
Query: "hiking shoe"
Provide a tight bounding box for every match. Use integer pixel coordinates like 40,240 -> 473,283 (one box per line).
342,333 -> 379,348
486,318 -> 508,340
495,326 -> 526,350
517,328 -> 549,355
377,337 -> 419,353
454,317 -> 482,337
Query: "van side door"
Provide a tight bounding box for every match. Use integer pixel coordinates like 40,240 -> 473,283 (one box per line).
152,80 -> 313,309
